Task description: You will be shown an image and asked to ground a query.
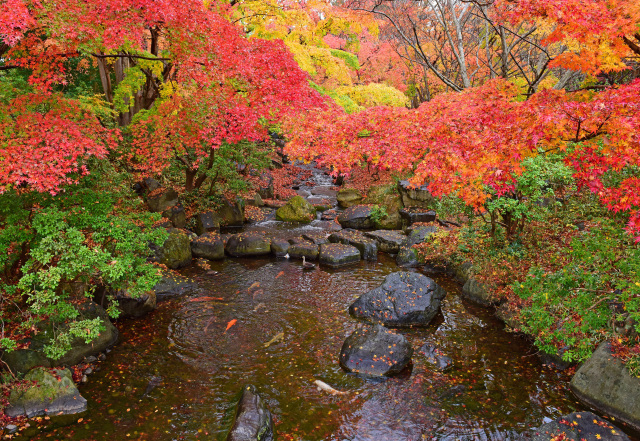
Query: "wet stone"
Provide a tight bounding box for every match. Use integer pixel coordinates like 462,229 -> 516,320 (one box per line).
226,385 -> 274,441
288,241 -> 319,260
349,272 -> 445,327
364,230 -> 406,254
270,238 -> 290,257
319,243 -> 361,267
5,367 -> 87,418
400,208 -> 436,225
191,232 -> 225,260
302,233 -> 329,245
226,232 -> 272,257
337,205 -> 374,230
193,211 -> 221,235
528,411 -> 630,441
328,229 -> 377,261
339,324 -> 413,377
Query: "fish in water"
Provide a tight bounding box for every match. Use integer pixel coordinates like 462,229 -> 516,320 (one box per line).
253,303 -> 266,312
313,380 -> 348,396
263,331 -> 285,348
141,376 -> 163,398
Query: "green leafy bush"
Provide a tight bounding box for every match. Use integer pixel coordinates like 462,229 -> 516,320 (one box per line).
0,165 -> 166,359
513,220 -> 640,364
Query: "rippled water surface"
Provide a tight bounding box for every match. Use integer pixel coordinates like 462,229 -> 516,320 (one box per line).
22,255 -> 582,440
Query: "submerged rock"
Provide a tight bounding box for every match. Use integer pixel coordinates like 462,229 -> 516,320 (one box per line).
571,342 -> 640,432
419,343 -> 452,371
226,385 -> 274,441
528,411 -> 630,441
319,243 -> 361,267
328,229 -> 378,260
226,232 -> 272,257
5,367 -> 87,418
275,196 -> 316,223
191,232 -> 225,260
339,325 -> 413,377
349,272 -> 445,327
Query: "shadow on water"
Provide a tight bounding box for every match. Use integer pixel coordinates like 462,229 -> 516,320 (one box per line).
20,254 -> 581,441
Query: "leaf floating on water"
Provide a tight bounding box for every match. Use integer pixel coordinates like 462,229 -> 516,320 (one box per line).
275,271 -> 284,279
224,319 -> 237,333
248,282 -> 260,291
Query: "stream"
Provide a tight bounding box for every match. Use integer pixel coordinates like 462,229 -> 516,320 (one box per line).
18,254 -> 581,441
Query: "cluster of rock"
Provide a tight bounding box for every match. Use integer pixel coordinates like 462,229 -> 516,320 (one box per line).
339,271 -> 449,377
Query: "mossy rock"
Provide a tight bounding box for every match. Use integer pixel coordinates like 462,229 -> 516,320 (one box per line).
275,196 -> 316,223
153,228 -> 192,269
226,232 -> 272,257
337,188 -> 363,208
5,367 -> 87,418
218,197 -> 244,227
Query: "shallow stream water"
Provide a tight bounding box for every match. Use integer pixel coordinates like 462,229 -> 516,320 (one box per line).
20,254 -> 582,441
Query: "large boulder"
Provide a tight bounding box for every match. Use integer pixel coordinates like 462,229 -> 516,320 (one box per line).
349,272 -> 445,327
226,232 -> 272,257
528,411 -> 630,441
219,197 -> 245,227
337,205 -> 374,230
5,367 -> 87,418
319,243 -> 361,267
151,228 -> 192,269
193,211 -> 221,235
1,301 -> 118,375
571,342 -> 640,432
226,385 -> 274,441
337,188 -> 363,208
328,230 -> 377,261
275,196 -> 317,223
339,325 -> 413,377
191,232 -> 225,260
365,230 -> 406,254
147,188 -> 179,213
397,180 -> 434,209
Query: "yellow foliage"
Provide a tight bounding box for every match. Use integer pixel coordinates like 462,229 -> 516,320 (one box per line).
334,83 -> 409,108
